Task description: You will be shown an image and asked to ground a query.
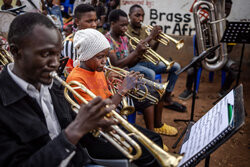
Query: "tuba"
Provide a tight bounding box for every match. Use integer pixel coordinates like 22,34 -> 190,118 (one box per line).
125,32 -> 175,71
50,71 -> 183,167
144,24 -> 184,50
193,0 -> 228,71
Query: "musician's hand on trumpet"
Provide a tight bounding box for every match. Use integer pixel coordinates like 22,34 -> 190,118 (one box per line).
146,25 -> 162,41
118,71 -> 141,94
65,97 -> 116,145
133,40 -> 147,58
110,71 -> 142,106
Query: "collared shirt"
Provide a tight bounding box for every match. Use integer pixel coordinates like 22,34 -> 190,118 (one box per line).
7,63 -> 61,139
127,24 -> 148,41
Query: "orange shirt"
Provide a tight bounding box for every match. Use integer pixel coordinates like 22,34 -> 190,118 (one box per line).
66,66 -> 112,104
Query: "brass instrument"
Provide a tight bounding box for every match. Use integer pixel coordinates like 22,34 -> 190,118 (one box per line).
109,84 -> 135,116
125,32 -> 174,71
144,24 -> 184,50
104,58 -> 168,104
120,96 -> 135,116
50,71 -> 183,167
50,71 -> 142,161
0,48 -> 13,65
193,0 -> 228,71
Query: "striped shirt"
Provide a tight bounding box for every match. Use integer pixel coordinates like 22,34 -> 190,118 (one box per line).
61,34 -> 78,74
61,33 -> 78,61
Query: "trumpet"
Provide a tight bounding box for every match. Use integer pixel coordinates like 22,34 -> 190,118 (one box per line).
50,71 -> 183,167
125,32 -> 174,71
144,24 -> 184,50
0,48 -> 14,65
104,58 -> 168,104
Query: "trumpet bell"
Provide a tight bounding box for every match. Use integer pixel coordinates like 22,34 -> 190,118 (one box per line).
120,105 -> 135,116
144,24 -> 184,50
176,39 -> 184,50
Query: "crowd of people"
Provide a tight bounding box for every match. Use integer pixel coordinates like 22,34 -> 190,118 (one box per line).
0,0 -> 238,166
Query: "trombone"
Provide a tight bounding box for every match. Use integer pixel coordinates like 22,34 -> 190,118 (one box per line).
104,58 -> 168,104
125,32 -> 174,71
143,24 -> 184,50
50,71 -> 183,167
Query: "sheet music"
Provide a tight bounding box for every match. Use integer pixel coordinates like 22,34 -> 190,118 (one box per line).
178,90 -> 234,167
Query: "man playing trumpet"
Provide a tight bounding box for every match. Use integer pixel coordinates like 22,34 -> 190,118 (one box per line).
127,4 -> 186,113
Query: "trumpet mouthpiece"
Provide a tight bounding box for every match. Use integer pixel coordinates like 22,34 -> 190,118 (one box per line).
49,71 -> 57,78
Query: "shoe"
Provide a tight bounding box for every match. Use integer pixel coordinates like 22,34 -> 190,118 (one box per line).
154,123 -> 178,136
164,101 -> 187,112
163,144 -> 169,152
178,89 -> 193,101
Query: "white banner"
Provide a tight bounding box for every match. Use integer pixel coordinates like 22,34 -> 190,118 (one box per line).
120,0 -> 250,36
120,0 -> 196,36
227,0 -> 250,22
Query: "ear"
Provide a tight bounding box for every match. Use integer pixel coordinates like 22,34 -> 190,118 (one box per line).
9,43 -> 21,59
74,18 -> 79,27
111,21 -> 115,27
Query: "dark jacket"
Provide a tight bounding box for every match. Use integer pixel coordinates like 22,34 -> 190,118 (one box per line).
0,67 -> 89,167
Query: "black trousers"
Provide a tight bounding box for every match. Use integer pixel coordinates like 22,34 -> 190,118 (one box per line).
186,58 -> 238,92
81,124 -> 163,167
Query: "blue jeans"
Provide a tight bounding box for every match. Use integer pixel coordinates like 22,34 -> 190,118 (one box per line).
130,61 -> 181,92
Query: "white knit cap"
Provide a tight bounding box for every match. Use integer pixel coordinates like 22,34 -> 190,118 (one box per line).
73,28 -> 110,67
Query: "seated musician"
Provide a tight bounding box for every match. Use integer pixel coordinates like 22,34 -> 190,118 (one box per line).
66,28 -> 178,143
107,8 -> 186,113
0,13 -> 161,167
61,4 -> 98,74
104,9 -> 179,136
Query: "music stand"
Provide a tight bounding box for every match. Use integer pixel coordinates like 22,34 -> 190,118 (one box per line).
212,22 -> 250,106
220,21 -> 250,86
178,84 -> 245,167
172,45 -> 220,149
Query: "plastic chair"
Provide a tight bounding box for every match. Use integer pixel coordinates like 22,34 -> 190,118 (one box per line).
193,35 -> 226,92
127,74 -> 162,124
155,74 -> 162,83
